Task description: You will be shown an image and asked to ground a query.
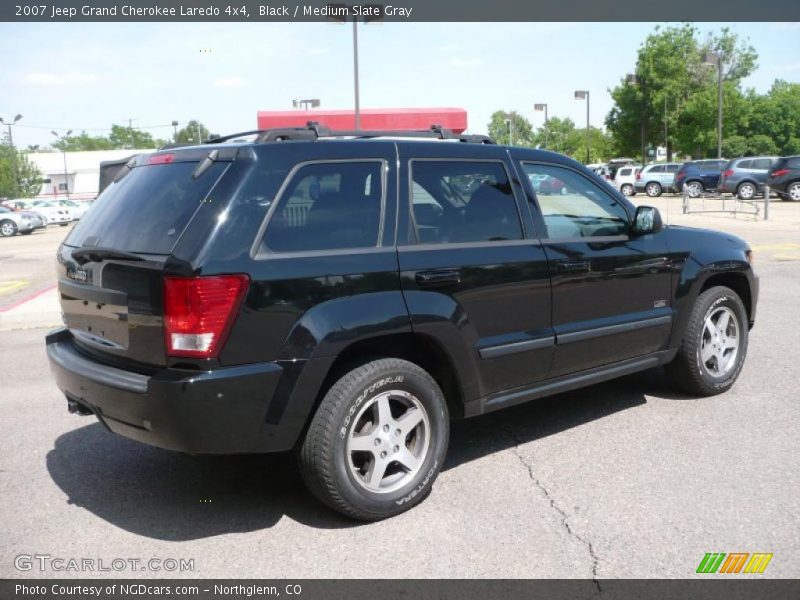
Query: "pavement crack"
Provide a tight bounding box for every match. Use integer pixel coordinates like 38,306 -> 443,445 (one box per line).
501,426 -> 601,593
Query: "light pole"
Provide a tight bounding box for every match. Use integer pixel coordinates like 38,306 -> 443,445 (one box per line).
51,130 -> 73,201
703,50 -> 723,159
328,5 -> 383,130
292,98 -> 321,111
574,91 -> 590,164
625,73 -> 648,165
534,103 -> 548,148
171,120 -> 179,142
1,114 -> 23,193
504,112 -> 516,146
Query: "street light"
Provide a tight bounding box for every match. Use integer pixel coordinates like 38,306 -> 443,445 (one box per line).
328,4 -> 383,130
51,130 -> 73,201
1,114 -> 23,193
534,103 -> 548,148
703,50 -> 723,159
625,73 -> 648,165
292,98 -> 321,110
504,112 -> 516,146
574,91 -> 590,164
171,120 -> 179,141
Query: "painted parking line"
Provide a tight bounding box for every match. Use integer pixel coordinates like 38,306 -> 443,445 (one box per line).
750,243 -> 800,261
0,280 -> 28,295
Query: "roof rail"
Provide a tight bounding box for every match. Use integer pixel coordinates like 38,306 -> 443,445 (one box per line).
207,123 -> 495,145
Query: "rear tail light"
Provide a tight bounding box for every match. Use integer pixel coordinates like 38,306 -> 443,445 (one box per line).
147,153 -> 175,165
675,171 -> 685,181
722,169 -> 734,177
163,274 -> 249,358
771,169 -> 789,178
636,172 -> 641,180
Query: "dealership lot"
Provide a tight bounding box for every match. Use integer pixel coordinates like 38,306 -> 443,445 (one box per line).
0,200 -> 798,579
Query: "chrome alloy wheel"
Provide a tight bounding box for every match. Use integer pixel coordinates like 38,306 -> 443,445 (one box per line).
346,389 -> 430,494
789,183 -> 800,201
700,306 -> 740,377
687,181 -> 703,197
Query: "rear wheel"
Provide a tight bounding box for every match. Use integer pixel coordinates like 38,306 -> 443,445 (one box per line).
621,184 -> 634,196
736,182 -> 756,200
686,181 -> 704,197
645,182 -> 662,197
786,182 -> 800,202
299,358 -> 449,521
665,286 -> 748,396
0,220 -> 18,237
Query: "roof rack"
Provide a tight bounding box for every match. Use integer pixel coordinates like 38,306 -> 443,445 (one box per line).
206,123 -> 495,145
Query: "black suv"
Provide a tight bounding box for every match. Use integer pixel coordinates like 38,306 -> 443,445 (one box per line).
767,156 -> 800,201
46,125 -> 758,520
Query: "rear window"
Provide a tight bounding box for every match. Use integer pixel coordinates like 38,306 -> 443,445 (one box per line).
65,161 -> 228,254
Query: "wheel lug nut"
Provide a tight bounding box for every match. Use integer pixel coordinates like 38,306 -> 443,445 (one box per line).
393,445 -> 399,453
383,425 -> 390,432
380,451 -> 387,458
374,439 -> 380,446
395,429 -> 401,436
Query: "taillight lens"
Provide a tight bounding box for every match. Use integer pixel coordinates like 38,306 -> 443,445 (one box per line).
147,153 -> 175,165
675,171 -> 685,181
163,275 -> 249,358
722,169 -> 734,177
636,172 -> 641,180
771,169 -> 789,178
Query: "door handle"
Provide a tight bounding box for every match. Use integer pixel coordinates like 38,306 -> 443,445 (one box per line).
415,269 -> 461,286
558,261 -> 591,273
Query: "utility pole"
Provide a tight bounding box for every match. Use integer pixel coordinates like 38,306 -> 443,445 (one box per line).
51,130 -> 73,201
534,104 -> 548,148
172,120 -> 179,142
352,20 -> 360,130
703,51 -> 723,158
0,114 -> 23,194
574,91 -> 590,164
195,122 -> 202,144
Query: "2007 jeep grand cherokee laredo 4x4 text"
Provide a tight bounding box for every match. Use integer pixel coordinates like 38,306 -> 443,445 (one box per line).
47,124 -> 758,520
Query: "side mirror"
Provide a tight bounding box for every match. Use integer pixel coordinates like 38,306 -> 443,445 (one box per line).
632,206 -> 663,235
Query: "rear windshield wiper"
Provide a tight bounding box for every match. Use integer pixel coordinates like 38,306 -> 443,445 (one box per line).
71,246 -> 145,265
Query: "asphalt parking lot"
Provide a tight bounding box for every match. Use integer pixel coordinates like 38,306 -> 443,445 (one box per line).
1,200 -> 798,579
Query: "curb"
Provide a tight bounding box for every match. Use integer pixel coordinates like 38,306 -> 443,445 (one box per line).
0,283 -> 57,313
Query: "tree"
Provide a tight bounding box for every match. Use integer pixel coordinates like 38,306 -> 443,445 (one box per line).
0,145 -> 42,198
52,132 -> 115,152
487,111 -> 534,147
175,120 -> 210,144
606,24 -> 759,160
108,124 -> 163,149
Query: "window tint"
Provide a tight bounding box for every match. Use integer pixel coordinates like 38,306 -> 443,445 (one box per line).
522,163 -> 630,239
737,160 -> 753,169
666,164 -> 680,173
651,165 -> 666,173
752,158 -> 772,170
410,161 -> 521,244
263,161 -> 383,253
618,168 -> 631,177
65,161 -> 228,254
786,157 -> 800,168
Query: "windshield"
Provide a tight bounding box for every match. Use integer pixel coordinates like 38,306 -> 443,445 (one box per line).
65,161 -> 228,254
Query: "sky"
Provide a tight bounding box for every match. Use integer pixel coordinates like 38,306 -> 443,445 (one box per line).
1,21 -> 799,149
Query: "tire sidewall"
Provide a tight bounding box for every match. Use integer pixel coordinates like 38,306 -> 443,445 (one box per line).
737,183 -> 755,200
693,291 -> 748,393
331,364 -> 449,517
646,182 -> 661,197
0,220 -> 17,237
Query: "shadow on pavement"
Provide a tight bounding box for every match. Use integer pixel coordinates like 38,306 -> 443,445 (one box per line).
46,367 -> 689,540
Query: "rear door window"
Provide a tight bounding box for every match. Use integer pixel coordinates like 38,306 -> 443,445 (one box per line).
65,160 -> 228,254
410,160 -> 522,244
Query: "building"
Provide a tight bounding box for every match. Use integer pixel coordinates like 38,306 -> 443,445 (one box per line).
27,149 -> 155,201
256,107 -> 468,133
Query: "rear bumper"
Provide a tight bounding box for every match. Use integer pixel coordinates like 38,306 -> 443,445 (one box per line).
46,328 -> 292,454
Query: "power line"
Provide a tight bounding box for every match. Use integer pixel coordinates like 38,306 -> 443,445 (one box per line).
14,121 -> 189,132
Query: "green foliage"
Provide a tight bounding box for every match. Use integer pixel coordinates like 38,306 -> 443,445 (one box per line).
108,125 -> 163,149
52,132 -> 115,152
487,111 -> 534,147
722,135 -> 748,158
606,24 -> 760,159
0,144 -> 42,198
175,120 -> 210,144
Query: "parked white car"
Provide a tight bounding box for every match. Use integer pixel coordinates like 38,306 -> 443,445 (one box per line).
57,199 -> 91,220
32,200 -> 73,225
613,165 -> 642,196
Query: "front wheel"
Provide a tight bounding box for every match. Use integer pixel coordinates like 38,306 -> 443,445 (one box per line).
785,182 -> 800,202
686,181 -> 704,198
665,286 -> 749,396
621,184 -> 634,196
299,358 -> 449,521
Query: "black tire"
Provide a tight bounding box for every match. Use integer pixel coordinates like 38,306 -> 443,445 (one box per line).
686,180 -> 704,198
299,358 -> 449,521
0,219 -> 18,237
665,286 -> 749,396
20,230 -> 33,235
736,182 -> 756,201
785,181 -> 800,202
645,182 -> 662,197
59,223 -> 70,227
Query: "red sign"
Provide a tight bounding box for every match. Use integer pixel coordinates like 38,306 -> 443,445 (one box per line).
257,107 -> 467,133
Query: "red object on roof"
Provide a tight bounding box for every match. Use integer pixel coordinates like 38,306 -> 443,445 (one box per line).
257,107 -> 467,134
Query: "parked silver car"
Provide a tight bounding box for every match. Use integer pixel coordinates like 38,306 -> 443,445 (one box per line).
0,206 -> 47,237
634,162 -> 682,197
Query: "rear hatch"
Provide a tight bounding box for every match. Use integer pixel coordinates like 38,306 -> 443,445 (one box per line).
58,150 -> 234,369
